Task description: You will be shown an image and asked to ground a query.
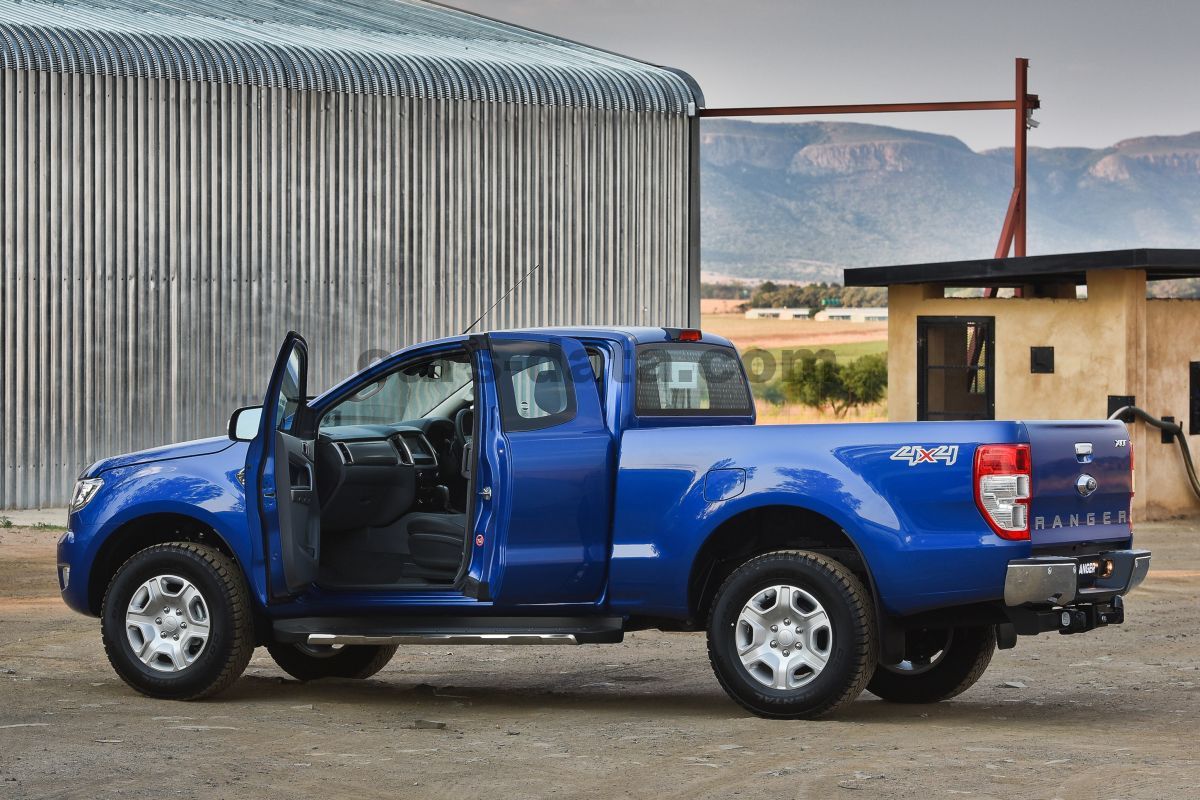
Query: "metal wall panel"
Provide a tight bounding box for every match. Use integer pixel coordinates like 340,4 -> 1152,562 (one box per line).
0,69 -> 694,508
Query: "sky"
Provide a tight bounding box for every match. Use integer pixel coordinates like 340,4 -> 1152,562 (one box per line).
449,0 -> 1200,152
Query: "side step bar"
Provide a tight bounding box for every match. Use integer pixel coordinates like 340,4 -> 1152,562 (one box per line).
272,615 -> 625,646
309,632 -> 580,646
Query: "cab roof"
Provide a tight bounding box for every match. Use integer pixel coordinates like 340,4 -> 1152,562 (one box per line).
513,326 -> 737,349
402,326 -> 737,354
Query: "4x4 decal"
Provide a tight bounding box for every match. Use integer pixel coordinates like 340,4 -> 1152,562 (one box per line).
890,444 -> 960,466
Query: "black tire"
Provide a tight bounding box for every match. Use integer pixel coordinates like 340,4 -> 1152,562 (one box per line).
867,625 -> 996,704
101,542 -> 254,700
707,550 -> 877,719
267,642 -> 398,682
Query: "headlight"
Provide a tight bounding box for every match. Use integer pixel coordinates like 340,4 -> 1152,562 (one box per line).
68,477 -> 104,512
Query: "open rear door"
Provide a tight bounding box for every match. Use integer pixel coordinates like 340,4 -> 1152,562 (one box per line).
470,332 -> 614,605
246,332 -> 321,599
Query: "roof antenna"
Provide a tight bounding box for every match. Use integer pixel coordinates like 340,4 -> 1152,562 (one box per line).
461,262 -> 542,335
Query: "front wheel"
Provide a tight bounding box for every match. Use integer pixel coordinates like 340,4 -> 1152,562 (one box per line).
707,551 -> 877,719
267,642 -> 398,682
101,543 -> 254,700
867,625 -> 996,704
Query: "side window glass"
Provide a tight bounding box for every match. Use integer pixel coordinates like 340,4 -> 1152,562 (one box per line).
319,355 -> 473,430
491,340 -> 577,432
277,348 -> 305,431
586,347 -> 606,409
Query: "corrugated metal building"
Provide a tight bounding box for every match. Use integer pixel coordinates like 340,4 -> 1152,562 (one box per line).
0,0 -> 703,508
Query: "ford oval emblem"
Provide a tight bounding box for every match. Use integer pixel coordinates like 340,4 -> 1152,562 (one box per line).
1076,474 -> 1099,497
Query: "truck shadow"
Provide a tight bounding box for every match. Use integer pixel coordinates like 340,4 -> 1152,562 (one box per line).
222,673 -> 1158,727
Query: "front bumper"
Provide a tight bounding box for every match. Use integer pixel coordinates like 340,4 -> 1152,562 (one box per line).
1003,549 -> 1151,607
57,525 -> 95,615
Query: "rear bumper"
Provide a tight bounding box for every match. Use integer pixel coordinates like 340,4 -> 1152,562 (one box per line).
1003,549 -> 1151,607
1000,549 -> 1149,638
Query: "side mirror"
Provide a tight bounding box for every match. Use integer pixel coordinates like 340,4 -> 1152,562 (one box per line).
228,406 -> 264,442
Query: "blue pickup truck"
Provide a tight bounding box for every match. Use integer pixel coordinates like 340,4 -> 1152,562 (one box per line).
58,327 -> 1150,718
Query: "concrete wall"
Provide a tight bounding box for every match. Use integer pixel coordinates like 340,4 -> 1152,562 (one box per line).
887,269 -> 1200,519
1144,300 -> 1200,518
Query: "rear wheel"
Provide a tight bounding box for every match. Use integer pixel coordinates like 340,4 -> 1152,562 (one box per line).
101,543 -> 253,700
267,642 -> 398,682
707,551 -> 877,719
867,625 -> 996,703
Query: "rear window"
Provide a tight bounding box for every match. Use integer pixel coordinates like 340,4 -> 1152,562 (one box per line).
635,344 -> 752,416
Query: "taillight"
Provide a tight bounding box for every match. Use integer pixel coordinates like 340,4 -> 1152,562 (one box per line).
974,444 -> 1031,540
1128,439 -> 1135,527
1129,439 -> 1135,498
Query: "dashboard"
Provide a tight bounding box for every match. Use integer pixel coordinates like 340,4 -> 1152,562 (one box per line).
314,420 -> 457,532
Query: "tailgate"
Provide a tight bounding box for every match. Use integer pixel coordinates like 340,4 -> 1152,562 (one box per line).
1025,420 -> 1132,547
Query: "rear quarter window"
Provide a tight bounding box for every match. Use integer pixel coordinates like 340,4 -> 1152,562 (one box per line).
635,344 -> 752,416
491,340 -> 577,432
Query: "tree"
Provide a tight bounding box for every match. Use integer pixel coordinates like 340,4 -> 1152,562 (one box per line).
746,281 -> 887,311
842,354 -> 888,410
784,353 -> 887,418
752,380 -> 788,408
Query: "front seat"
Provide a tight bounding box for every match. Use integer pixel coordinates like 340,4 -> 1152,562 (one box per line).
534,368 -> 567,415
401,513 -> 467,574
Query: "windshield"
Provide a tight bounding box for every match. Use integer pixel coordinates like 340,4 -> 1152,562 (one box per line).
320,353 -> 473,429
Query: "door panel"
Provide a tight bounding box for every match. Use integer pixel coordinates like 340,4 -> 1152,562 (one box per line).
480,333 -> 614,606
273,431 -> 320,594
245,332 -> 321,599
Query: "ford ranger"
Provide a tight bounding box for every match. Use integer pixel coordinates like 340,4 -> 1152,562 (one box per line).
58,328 -> 1150,718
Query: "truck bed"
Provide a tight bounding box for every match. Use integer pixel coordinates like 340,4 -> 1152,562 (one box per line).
609,420 -> 1134,619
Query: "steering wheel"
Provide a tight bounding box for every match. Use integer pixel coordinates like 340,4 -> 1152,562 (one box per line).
454,406 -> 474,447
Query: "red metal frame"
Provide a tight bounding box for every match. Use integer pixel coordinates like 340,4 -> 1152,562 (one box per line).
701,58 -> 1039,263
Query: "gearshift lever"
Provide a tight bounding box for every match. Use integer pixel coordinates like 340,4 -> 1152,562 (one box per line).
430,484 -> 451,511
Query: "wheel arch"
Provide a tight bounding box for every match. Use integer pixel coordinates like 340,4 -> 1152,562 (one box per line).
87,512 -> 243,616
688,503 -> 882,629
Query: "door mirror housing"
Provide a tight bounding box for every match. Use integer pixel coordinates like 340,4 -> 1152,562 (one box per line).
228,406 -> 264,442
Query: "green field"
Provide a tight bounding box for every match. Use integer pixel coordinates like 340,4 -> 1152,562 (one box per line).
738,339 -> 887,367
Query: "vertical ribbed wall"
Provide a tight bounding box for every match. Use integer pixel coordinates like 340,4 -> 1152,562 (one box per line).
0,69 -> 694,508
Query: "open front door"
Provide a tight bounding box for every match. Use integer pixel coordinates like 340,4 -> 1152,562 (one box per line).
247,332 -> 321,599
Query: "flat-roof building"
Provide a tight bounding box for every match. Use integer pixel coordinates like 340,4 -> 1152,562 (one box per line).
744,307 -> 811,319
846,248 -> 1200,519
813,307 -> 889,323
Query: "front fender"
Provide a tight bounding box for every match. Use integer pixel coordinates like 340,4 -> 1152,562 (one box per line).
59,443 -> 262,615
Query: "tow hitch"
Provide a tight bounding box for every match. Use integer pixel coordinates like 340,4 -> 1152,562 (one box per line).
1007,595 -> 1125,636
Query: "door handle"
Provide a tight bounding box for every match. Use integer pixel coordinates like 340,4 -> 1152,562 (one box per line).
478,486 -> 493,501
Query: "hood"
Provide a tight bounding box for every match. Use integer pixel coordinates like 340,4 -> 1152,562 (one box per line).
84,436 -> 236,478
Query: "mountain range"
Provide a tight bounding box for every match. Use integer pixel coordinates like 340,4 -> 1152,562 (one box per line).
700,120 -> 1200,290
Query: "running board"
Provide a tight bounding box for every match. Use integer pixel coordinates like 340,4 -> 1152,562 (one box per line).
272,615 -> 625,646
308,632 -> 580,646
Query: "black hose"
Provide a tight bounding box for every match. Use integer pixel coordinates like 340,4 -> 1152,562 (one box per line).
1108,405 -> 1200,503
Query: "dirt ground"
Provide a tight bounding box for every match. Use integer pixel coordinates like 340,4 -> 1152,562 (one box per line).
2,520 -> 1198,800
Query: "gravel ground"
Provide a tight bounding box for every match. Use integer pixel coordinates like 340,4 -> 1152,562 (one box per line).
1,519 -> 1197,799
